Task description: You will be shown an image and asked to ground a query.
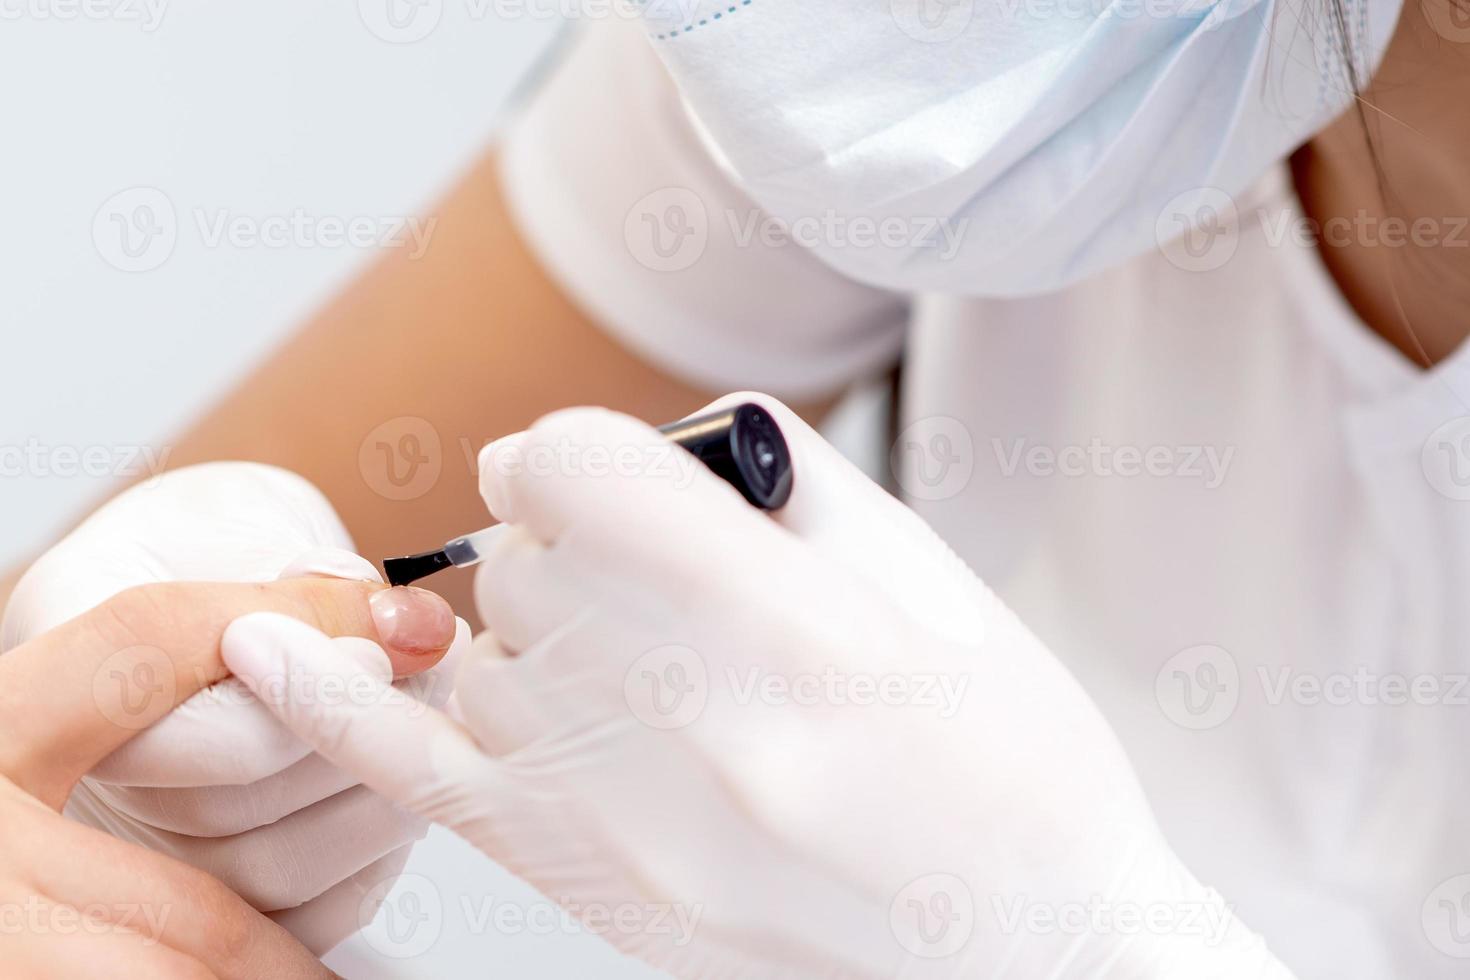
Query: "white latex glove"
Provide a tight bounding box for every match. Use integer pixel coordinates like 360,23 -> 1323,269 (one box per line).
221,398 -> 1294,978
1,462 -> 468,955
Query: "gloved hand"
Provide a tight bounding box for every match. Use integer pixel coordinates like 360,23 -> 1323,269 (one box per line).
221,398 -> 1294,978
1,462 -> 467,955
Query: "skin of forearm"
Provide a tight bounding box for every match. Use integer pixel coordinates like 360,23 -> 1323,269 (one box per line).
4,148 -> 830,625
156,148 -> 724,622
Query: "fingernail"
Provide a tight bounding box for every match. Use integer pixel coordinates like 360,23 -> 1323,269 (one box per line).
369,587 -> 455,657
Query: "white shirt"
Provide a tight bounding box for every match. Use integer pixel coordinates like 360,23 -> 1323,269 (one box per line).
499,19 -> 1470,978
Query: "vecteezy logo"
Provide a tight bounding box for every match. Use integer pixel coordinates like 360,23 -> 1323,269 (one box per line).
1155,187 -> 1240,273
624,188 -> 709,273
624,645 -> 709,730
890,0 -> 974,43
1155,644 -> 1239,731
359,416 -> 443,501
361,873 -> 444,959
1423,874 -> 1470,958
93,187 -> 177,272
1422,417 -> 1470,501
891,416 -> 975,502
92,646 -> 177,731
889,874 -> 976,959
358,0 -> 443,43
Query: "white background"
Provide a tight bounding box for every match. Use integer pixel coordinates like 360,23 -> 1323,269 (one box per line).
1,2 -> 666,975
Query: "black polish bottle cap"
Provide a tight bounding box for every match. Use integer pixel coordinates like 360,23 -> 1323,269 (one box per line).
658,403 -> 793,511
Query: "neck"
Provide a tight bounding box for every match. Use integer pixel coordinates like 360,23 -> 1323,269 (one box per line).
1292,0 -> 1470,368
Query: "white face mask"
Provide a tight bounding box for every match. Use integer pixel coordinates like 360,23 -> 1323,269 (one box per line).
636,0 -> 1402,295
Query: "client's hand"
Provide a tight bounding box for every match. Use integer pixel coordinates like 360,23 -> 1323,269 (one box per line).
1,464 -> 465,954
0,575 -> 434,977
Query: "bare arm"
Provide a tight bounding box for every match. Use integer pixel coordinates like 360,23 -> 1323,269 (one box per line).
4,149 -> 831,621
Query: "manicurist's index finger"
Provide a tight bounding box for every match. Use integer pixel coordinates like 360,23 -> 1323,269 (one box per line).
221,612 -> 493,828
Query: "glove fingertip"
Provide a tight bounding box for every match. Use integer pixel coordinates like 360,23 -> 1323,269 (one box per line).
478,431 -> 530,524
278,548 -> 383,585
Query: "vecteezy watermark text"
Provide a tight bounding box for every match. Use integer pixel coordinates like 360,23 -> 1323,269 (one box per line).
623,187 -> 971,273
624,646 -> 975,731
93,187 -> 438,273
990,894 -> 1236,946
359,871 -> 704,959
1156,644 -> 1470,731
725,209 -> 968,262
725,665 -> 971,719
0,0 -> 167,30
992,438 -> 1235,489
0,897 -> 172,943
478,436 -> 703,487
193,208 -> 436,258
0,440 -> 171,482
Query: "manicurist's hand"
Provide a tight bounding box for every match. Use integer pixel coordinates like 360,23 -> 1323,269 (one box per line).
1,464 -> 465,955
222,396 -> 1295,979
0,572 -> 441,978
